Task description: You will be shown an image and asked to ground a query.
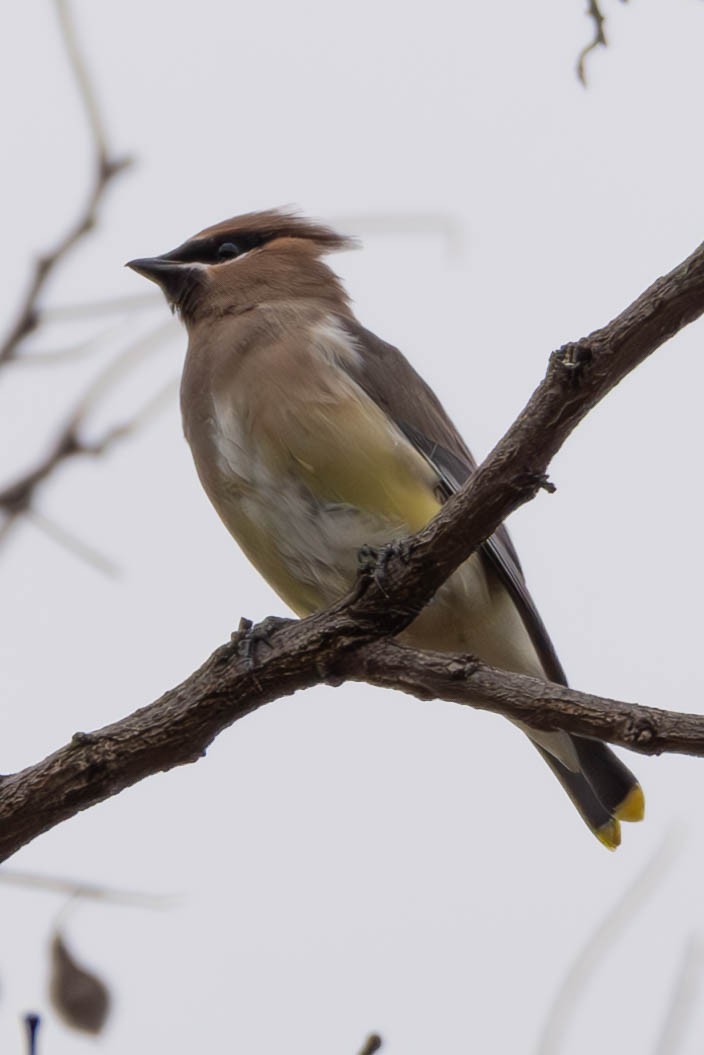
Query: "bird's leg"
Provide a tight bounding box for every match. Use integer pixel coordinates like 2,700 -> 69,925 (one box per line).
233,615 -> 293,670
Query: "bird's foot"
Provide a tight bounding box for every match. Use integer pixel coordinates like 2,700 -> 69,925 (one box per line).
233,615 -> 292,670
357,539 -> 412,596
554,340 -> 592,383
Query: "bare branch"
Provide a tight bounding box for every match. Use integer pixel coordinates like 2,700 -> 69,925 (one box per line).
54,0 -> 109,161
0,0 -> 131,370
347,643 -> 704,757
2,628 -> 704,865
577,0 -> 607,86
0,2 -> 148,565
25,510 -> 119,577
0,323 -> 174,531
64,321 -> 174,432
15,321 -> 127,367
1,239 -> 704,860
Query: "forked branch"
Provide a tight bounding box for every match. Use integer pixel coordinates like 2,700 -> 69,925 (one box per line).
0,0 -> 131,370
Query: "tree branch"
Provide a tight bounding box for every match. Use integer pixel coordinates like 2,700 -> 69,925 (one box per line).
349,643 -> 704,756
2,239 -> 704,861
577,0 -> 607,86
0,0 -> 131,370
0,324 -> 175,533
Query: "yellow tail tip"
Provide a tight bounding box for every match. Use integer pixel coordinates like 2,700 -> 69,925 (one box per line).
614,784 -> 646,823
596,818 -> 622,850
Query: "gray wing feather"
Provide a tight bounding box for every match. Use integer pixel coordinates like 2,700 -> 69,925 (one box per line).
340,318 -> 567,686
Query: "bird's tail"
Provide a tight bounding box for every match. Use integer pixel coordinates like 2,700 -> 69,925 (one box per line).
535,736 -> 645,849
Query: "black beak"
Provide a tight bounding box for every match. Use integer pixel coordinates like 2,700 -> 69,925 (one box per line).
126,255 -> 201,313
126,256 -> 179,282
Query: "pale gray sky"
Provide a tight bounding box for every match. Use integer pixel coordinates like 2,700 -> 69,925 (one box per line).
1,2 -> 704,1052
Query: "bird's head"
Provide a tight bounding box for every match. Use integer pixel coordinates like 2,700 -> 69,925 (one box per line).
126,208 -> 357,322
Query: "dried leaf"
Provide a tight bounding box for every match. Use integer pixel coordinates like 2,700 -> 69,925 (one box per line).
49,930 -> 110,1034
357,1035 -> 382,1055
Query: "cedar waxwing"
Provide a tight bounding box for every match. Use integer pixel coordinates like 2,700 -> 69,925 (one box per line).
127,208 -> 644,849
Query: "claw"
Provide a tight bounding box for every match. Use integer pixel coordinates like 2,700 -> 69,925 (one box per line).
356,538 -> 412,595
235,615 -> 292,670
357,544 -> 379,575
554,341 -> 592,384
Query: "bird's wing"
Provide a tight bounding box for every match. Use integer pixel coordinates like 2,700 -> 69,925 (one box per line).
339,317 -> 567,686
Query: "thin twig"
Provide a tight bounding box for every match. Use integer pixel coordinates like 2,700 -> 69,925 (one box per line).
54,0 -> 109,160
0,867 -> 176,909
16,321 -> 126,367
0,0 -> 131,370
652,934 -> 704,1055
0,323 -> 175,529
577,0 -> 607,86
65,321 -> 174,433
535,830 -> 683,1055
26,510 -> 120,577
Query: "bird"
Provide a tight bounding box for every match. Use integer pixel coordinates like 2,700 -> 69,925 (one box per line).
127,208 -> 644,849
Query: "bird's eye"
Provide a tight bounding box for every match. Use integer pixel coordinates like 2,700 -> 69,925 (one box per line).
217,242 -> 243,261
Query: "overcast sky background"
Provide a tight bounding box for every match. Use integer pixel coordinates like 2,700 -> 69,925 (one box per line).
1,1 -> 704,1052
